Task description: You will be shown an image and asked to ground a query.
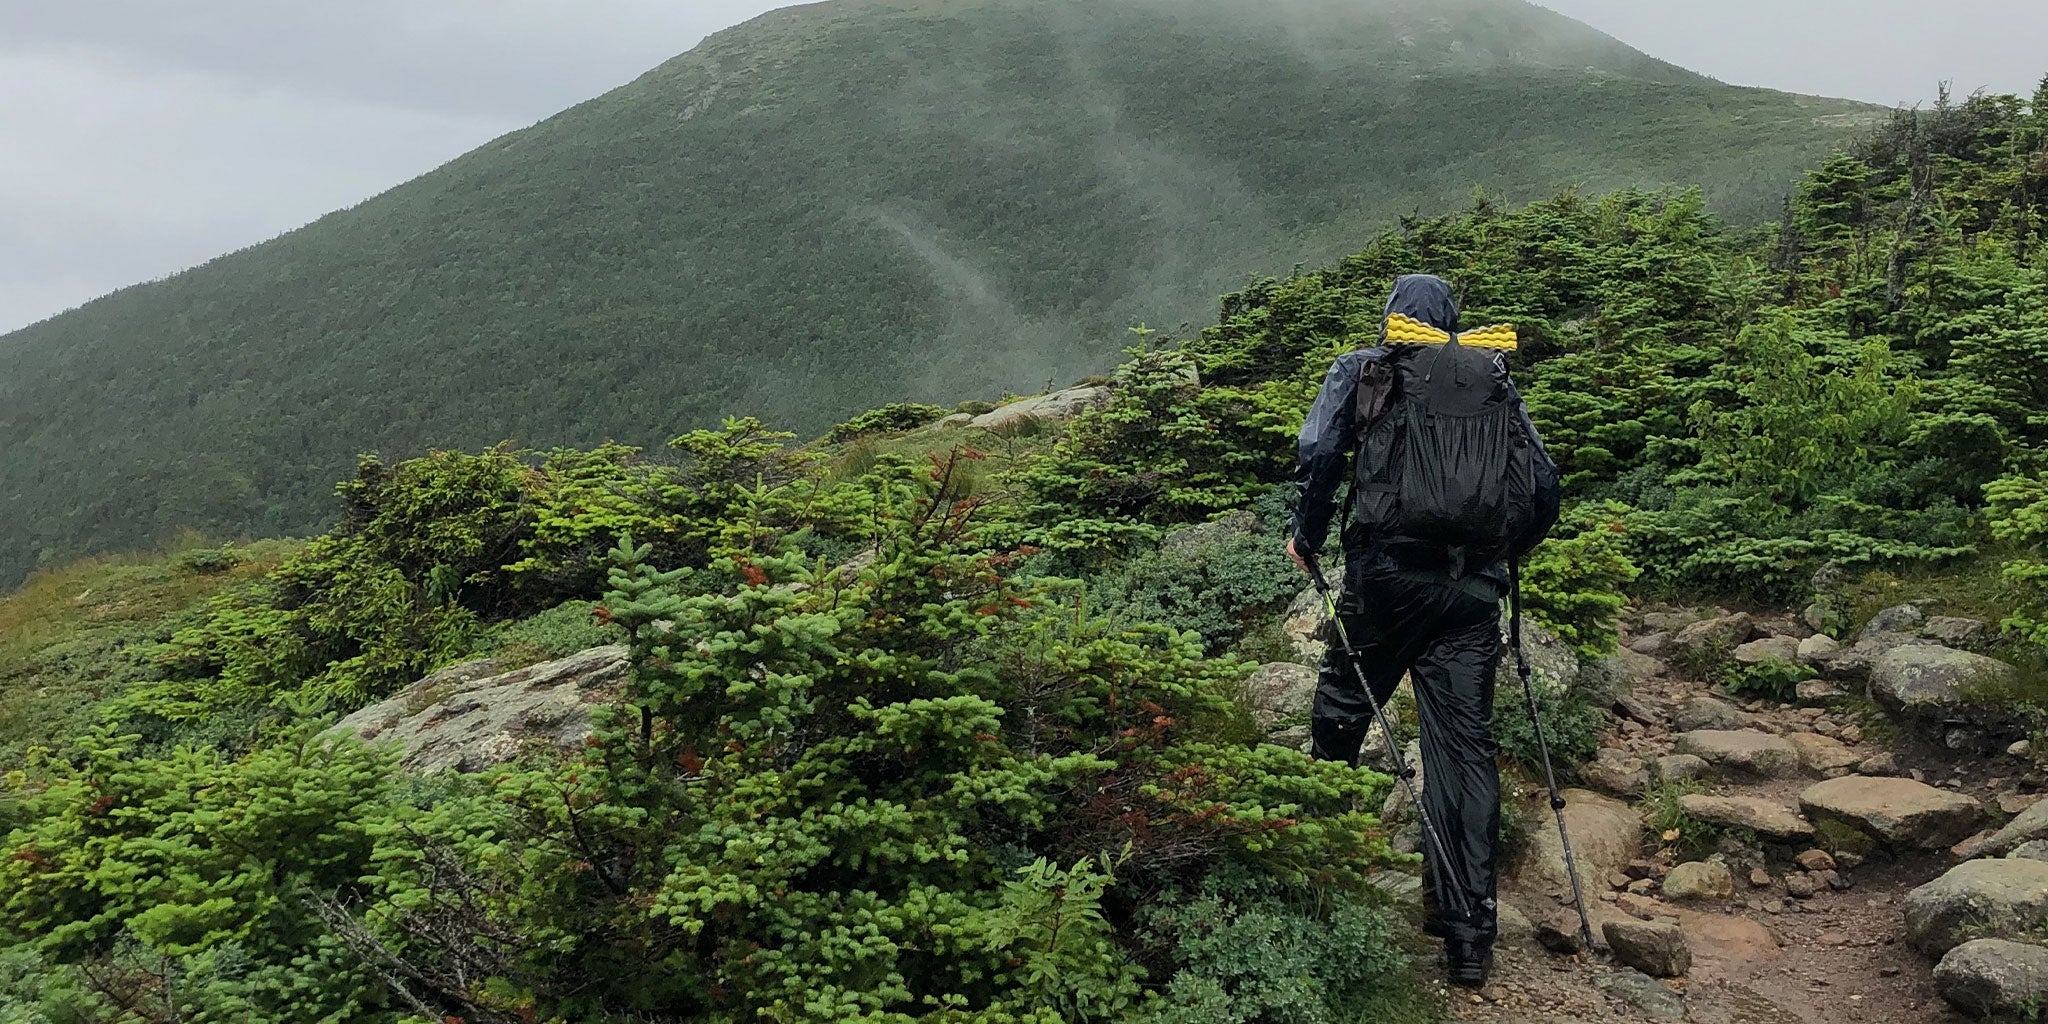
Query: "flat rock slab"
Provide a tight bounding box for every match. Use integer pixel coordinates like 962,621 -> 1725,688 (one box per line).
1679,793 -> 1814,840
1934,938 -> 2048,1017
1905,857 -> 2048,956
1673,729 -> 1804,778
1799,775 -> 1986,849
335,645 -> 628,774
1591,970 -> 1688,1020
966,385 -> 1111,431
1786,732 -> 1860,774
1869,644 -> 2013,718
1514,788 -> 1643,895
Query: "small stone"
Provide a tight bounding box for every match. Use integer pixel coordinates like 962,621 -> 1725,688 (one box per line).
1788,732 -> 1861,774
1861,603 -> 1927,639
1609,871 -> 1634,890
1839,724 -> 1864,745
2011,739 -> 2035,760
1921,616 -> 1990,647
1496,902 -> 1538,949
1627,878 -> 1658,895
1837,850 -> 1865,869
1604,917 -> 1693,977
1673,697 -> 1750,732
1765,898 -> 1786,914
1997,793 -> 2044,816
1786,873 -> 1819,899
1663,861 -> 1736,901
1750,867 -> 1774,887
1797,634 -> 1842,667
1818,930 -> 1850,946
1857,751 -> 1900,776
1954,829 -> 1998,861
1796,849 -> 1837,872
1734,635 -> 1802,665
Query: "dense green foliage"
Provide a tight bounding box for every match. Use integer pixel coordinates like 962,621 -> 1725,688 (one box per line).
0,0 -> 1878,588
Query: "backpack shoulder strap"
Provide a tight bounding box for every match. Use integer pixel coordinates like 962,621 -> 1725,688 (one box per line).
1354,353 -> 1396,429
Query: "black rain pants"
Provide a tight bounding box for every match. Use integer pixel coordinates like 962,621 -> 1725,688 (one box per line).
1310,568 -> 1503,948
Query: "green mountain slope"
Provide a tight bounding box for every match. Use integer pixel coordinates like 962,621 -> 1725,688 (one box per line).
0,0 -> 1878,586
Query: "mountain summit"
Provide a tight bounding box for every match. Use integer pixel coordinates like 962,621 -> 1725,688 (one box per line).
0,0 -> 1875,583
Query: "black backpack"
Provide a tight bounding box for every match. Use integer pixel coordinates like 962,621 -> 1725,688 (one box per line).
1348,335 -> 1552,575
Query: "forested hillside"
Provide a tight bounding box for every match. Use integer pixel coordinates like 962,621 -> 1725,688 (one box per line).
2,84 -> 2046,1023
0,0 -> 1879,588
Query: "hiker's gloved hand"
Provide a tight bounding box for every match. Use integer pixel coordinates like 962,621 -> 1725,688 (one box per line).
1286,537 -> 1311,574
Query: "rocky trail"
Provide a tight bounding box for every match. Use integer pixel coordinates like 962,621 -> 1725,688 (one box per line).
334,554 -> 2048,1023
1442,605 -> 2048,1024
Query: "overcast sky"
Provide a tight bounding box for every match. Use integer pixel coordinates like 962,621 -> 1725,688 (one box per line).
3,0 -> 2044,336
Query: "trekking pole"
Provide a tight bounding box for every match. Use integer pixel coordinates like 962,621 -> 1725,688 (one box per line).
1509,557 -> 1596,953
1302,551 -> 1471,925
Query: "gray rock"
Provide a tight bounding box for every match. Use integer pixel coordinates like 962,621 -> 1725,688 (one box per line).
2011,739 -> 2035,760
1654,754 -> 1711,784
1786,732 -> 1861,774
1904,857 -> 2048,956
1733,635 -> 1801,665
1642,610 -> 1706,632
1663,861 -> 1736,901
335,645 -> 629,774
1975,797 -> 2048,859
1858,752 -> 1903,776
1796,633 -> 1842,664
1628,631 -> 1676,658
1869,645 -> 2014,719
1604,917 -> 1692,977
1861,603 -> 1928,639
1672,612 -> 1757,657
1934,939 -> 2048,1018
1500,610 -> 1580,694
1795,677 -> 1848,706
1243,662 -> 1317,742
1514,788 -> 1644,895
2008,841 -> 2048,863
1614,690 -> 1669,727
1673,729 -> 1804,779
1613,648 -> 1671,681
1799,776 -> 1986,849
1583,759 -> 1651,798
1591,970 -> 1688,1020
967,385 -> 1112,431
1673,696 -> 1750,732
1281,586 -> 1330,666
1366,870 -> 1424,905
1814,631 -> 1927,683
1923,616 -> 1992,648
931,412 -> 975,429
1539,901 -> 1637,954
1497,902 -> 1538,949
1679,794 -> 1815,840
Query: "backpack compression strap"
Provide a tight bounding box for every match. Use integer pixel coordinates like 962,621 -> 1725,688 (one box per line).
1384,312 -> 1518,351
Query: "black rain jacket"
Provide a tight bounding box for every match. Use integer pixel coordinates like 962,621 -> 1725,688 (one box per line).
1289,275 -> 1560,592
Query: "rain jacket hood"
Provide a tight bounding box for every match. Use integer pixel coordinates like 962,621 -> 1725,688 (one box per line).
1383,274 -> 1459,336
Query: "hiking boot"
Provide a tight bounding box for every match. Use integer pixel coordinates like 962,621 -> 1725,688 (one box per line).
1445,939 -> 1492,988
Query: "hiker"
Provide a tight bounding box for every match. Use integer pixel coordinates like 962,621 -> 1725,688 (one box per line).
1286,273 -> 1561,986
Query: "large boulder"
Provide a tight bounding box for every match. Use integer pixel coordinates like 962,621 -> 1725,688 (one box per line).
1799,776 -> 1986,849
1672,729 -> 1803,779
1514,788 -> 1644,895
1242,662 -> 1317,745
1812,631 -> 1928,683
1678,794 -> 1814,840
967,385 -> 1111,431
1500,610 -> 1580,694
1934,939 -> 2048,1018
1604,918 -> 1692,978
335,645 -> 630,774
1869,645 -> 2013,719
1905,858 -> 2048,956
1975,798 -> 2048,859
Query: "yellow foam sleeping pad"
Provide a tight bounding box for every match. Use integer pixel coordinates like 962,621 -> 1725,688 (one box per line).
1383,311 -> 1518,351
